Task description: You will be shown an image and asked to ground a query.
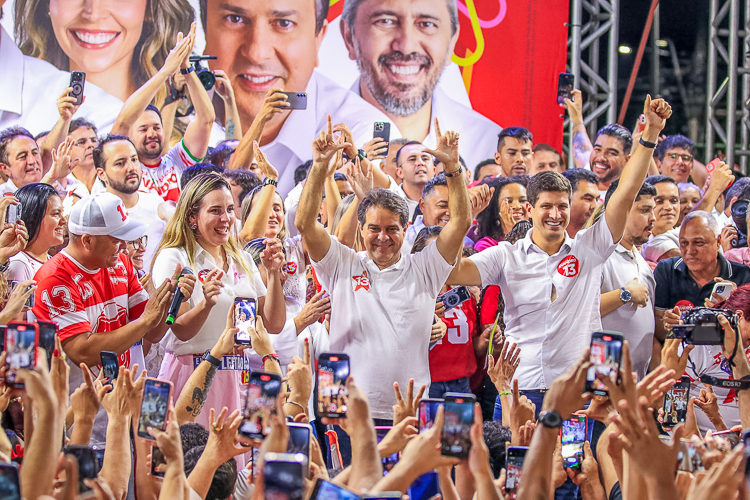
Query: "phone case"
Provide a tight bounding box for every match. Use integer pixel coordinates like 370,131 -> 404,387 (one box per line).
286,93 -> 307,110
69,72 -> 86,106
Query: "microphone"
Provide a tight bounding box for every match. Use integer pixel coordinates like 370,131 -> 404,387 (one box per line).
166,266 -> 194,325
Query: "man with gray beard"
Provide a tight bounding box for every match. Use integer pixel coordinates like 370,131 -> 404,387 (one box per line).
340,0 -> 502,176
599,179 -> 658,378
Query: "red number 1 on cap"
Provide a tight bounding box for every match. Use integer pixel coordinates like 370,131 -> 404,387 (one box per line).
116,205 -> 127,222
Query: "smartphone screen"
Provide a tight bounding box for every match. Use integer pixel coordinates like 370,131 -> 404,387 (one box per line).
505,446 -> 528,498
234,298 -> 257,345
6,322 -> 37,388
264,453 -> 305,500
585,332 -> 624,396
64,445 -> 98,493
137,378 -> 173,439
417,399 -> 443,433
375,426 -> 399,475
677,439 -> 703,472
0,464 -> 21,500
561,416 -> 586,469
5,205 -> 21,225
310,478 -> 360,500
9,281 -> 33,309
239,371 -> 282,439
100,351 -> 119,385
557,72 -> 575,105
440,393 -> 475,459
36,321 -> 56,366
316,353 -> 349,419
663,376 -> 691,426
151,445 -> 166,478
287,423 -> 311,469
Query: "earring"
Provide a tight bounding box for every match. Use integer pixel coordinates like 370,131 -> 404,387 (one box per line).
189,223 -> 197,230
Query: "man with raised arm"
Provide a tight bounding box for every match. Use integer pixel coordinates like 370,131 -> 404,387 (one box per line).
295,117 -> 471,421
447,96 -> 672,419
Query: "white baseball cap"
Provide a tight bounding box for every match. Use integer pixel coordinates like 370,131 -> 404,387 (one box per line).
68,192 -> 147,241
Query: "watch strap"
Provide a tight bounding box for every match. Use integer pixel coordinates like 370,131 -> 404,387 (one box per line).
357,149 -> 367,161
538,409 -> 563,428
639,137 -> 657,148
180,66 -> 195,75
444,166 -> 463,178
202,350 -> 221,367
263,178 -> 278,187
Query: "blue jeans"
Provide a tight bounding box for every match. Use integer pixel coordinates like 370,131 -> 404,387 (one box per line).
325,418 -> 393,469
492,389 -> 546,421
428,377 -> 471,399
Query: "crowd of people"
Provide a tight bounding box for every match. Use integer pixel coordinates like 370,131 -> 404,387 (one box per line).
0,9 -> 748,500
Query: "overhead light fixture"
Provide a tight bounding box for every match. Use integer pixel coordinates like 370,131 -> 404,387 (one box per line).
619,45 -> 632,54
656,39 -> 668,47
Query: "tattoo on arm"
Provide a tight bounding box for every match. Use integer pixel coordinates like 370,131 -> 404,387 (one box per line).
185,364 -> 218,417
226,119 -> 235,139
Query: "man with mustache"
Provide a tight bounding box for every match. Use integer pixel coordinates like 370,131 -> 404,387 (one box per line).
340,0 -> 502,175
599,179 -> 657,378
561,168 -> 600,237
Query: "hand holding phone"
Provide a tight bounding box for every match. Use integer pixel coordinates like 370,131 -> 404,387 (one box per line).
557,73 -> 575,105
239,371 -> 282,439
584,332 -> 624,396
234,297 -> 257,346
561,415 -> 586,469
69,71 -> 86,106
5,322 -> 38,389
505,445 -> 529,498
440,392 -> 475,459
662,376 -> 691,426
137,378 -> 173,440
316,353 -> 349,419
711,282 -> 733,302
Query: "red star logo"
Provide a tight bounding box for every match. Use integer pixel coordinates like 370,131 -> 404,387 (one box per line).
353,271 -> 370,291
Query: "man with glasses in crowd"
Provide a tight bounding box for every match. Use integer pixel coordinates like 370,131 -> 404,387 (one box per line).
655,135 -> 696,184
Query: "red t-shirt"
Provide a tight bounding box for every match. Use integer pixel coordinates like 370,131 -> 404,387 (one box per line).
32,252 -> 149,368
429,292 -> 479,382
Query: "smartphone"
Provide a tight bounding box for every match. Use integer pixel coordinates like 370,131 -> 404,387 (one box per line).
234,297 -> 257,346
151,445 -> 166,478
375,426 -> 399,475
712,282 -> 732,301
9,281 -> 33,309
505,445 -> 529,499
373,122 -> 391,158
5,322 -> 38,389
417,398 -> 443,433
309,478 -> 360,500
440,392 -> 475,459
239,371 -> 282,439
100,351 -> 119,387
287,422 -> 311,475
64,445 -> 98,493
69,71 -> 86,106
316,353 -> 349,419
264,452 -> 306,500
5,204 -> 21,225
137,378 -> 173,440
557,72 -> 575,105
561,415 -> 587,469
36,321 -> 56,366
706,158 -> 721,174
584,331 -> 624,396
286,92 -> 308,110
663,376 -> 691,427
0,463 -> 21,500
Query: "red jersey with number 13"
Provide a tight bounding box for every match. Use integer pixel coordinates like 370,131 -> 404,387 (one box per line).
430,292 -> 479,382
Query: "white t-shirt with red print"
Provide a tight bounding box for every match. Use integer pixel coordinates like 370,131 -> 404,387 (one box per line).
139,140 -> 201,202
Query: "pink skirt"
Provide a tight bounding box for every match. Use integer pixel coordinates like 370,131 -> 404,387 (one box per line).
159,351 -> 251,469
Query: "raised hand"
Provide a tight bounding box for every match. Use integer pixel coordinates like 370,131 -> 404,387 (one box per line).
58,87 -> 83,120
362,137 -> 389,161
392,378 -> 426,426
253,141 -> 279,181
163,29 -> 193,76
643,95 -> 672,133
47,137 -> 81,183
423,118 -> 460,169
249,317 -> 275,359
260,237 -> 285,274
256,89 -> 290,124
660,338 -> 695,382
294,290 -> 331,332
345,157 -> 374,201
469,184 -> 494,219
213,70 -> 236,103
313,116 -> 351,166
332,122 -> 359,159
562,89 -> 584,123
202,269 -> 225,307
206,407 -> 254,462
487,339 -> 520,393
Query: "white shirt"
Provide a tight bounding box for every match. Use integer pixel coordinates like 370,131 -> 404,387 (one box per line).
125,192 -> 167,271
139,140 -> 200,202
394,184 -> 420,223
209,71 -> 396,197
403,215 -> 473,254
350,79 -> 503,174
0,178 -> 18,196
641,227 -> 679,263
8,251 -> 46,282
600,244 -> 656,379
311,236 -> 454,418
152,245 -> 266,355
283,236 -> 307,306
469,217 -> 618,390
284,182 -> 305,239
0,27 -> 122,134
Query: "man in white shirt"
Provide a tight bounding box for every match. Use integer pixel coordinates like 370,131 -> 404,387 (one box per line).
200,0 -> 394,196
61,118 -> 107,200
0,25 -> 121,134
296,121 -> 471,421
0,127 -> 44,194
340,0 -> 502,174
93,135 -> 171,270
447,96 -> 672,419
394,141 -> 435,222
600,179 -> 658,379
561,169 -> 601,238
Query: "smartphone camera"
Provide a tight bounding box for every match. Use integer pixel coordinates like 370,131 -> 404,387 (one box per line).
64,445 -> 98,493
5,205 -> 21,225
436,286 -> 471,312
671,308 -> 737,345
264,452 -> 306,500
417,398 -> 443,433
561,416 -> 586,469
151,445 -> 166,478
505,445 -> 529,499
137,378 -> 173,440
375,426 -> 399,475
0,463 -> 21,500
5,322 -> 38,389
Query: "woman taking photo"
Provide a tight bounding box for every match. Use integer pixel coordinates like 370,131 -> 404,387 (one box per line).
8,184 -> 65,281
151,173 -> 285,432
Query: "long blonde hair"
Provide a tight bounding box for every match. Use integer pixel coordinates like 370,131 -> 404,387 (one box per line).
152,173 -> 253,279
14,0 -> 193,106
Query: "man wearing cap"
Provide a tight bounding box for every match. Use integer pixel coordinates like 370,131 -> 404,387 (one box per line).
32,192 -> 196,444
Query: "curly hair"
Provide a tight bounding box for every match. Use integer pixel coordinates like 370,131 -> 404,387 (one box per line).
14,0 -> 194,106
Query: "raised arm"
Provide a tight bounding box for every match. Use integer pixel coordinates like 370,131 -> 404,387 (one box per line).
213,70 -> 242,140
238,142 -> 279,244
564,90 -> 594,169
333,122 -> 391,189
41,87 -> 82,171
425,119 -> 472,265
228,89 -> 289,170
111,26 -> 194,136
295,116 -> 350,262
691,160 -> 733,214
605,96 -> 672,243
180,25 -> 216,160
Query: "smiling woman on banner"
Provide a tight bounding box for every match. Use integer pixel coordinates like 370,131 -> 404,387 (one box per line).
151,172 -> 286,431
14,0 -> 193,103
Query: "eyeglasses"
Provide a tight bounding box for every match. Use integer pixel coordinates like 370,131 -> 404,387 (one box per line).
129,235 -> 148,250
667,153 -> 693,163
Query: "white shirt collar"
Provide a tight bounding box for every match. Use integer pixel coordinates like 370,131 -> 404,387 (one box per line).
0,27 -> 24,116
518,227 -> 573,255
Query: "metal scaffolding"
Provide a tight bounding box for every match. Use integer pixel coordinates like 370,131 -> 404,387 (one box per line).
706,0 -> 750,171
567,0 -> 620,167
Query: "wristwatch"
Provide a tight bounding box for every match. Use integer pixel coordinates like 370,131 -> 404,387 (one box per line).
202,350 -> 221,367
538,410 -> 563,428
444,166 -> 463,178
263,178 -> 278,188
619,287 -> 632,303
357,149 -> 367,161
180,65 -> 195,75
639,137 -> 657,148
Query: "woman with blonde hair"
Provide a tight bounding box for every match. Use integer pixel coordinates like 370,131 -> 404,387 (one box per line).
14,0 -> 193,103
151,172 -> 285,432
